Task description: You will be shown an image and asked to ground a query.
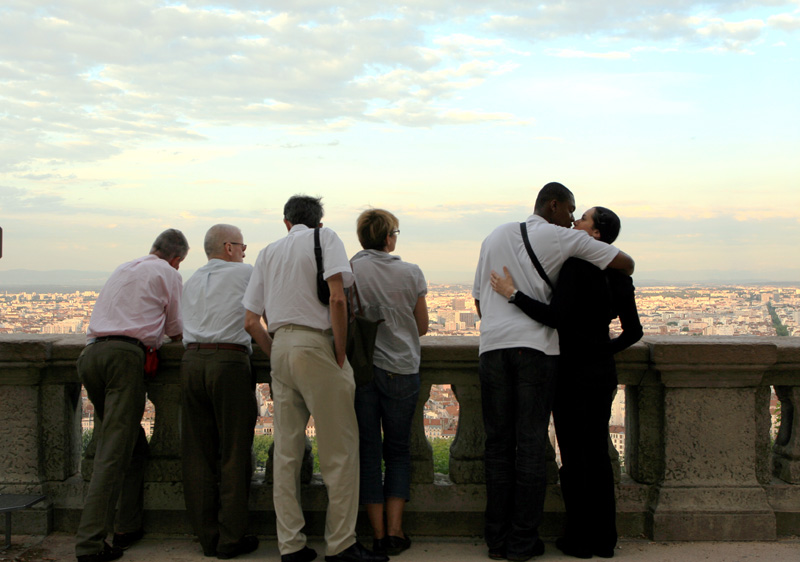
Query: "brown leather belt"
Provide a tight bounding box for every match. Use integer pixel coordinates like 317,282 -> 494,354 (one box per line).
186,343 -> 248,353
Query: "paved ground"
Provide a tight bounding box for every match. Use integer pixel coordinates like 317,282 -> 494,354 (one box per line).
2,534 -> 799,562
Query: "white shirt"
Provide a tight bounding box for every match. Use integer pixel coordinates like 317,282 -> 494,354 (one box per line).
87,254 -> 183,349
472,214 -> 619,355
350,249 -> 427,374
242,225 -> 354,332
182,259 -> 254,352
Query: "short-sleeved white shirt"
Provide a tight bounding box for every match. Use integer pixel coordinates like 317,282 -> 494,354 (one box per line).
242,225 -> 354,332
350,249 -> 427,374
87,254 -> 184,349
182,259 -> 254,352
472,214 -> 619,356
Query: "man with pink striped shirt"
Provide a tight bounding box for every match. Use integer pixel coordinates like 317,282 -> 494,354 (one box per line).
75,229 -> 189,562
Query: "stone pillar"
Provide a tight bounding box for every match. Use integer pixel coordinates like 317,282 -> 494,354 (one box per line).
624,370 -> 664,485
0,337 -> 80,534
649,339 -> 777,540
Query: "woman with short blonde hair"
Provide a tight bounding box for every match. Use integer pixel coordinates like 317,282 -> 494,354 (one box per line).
351,208 -> 428,557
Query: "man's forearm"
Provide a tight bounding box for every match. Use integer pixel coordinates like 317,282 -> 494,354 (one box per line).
330,296 -> 348,368
326,273 -> 348,368
244,310 -> 272,356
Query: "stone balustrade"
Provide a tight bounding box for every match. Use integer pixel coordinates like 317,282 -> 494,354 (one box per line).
1,335 -> 799,540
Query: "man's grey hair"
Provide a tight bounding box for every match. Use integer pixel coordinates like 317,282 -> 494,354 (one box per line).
284,195 -> 324,228
204,224 -> 240,258
150,229 -> 189,260
534,182 -> 574,213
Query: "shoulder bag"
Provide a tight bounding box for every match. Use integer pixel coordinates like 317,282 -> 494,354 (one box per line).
346,281 -> 384,386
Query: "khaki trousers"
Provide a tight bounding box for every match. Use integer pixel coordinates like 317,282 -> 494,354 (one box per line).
270,325 -> 359,556
75,340 -> 148,556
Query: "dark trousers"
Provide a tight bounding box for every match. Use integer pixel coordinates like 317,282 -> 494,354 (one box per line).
75,340 -> 149,556
354,367 -> 420,504
180,348 -> 257,555
479,348 -> 558,558
552,379 -> 617,552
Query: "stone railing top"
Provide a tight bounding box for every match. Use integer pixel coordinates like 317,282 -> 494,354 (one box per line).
1,334 -> 798,386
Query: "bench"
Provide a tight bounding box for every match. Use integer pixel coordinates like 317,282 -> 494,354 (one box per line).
0,494 -> 47,550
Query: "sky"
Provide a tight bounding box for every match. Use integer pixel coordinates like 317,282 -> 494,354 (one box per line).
1,0 -> 799,284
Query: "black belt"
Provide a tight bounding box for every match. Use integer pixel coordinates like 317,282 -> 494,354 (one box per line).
92,335 -> 147,351
186,343 -> 248,353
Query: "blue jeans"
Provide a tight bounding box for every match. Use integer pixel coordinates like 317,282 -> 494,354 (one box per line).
479,348 -> 558,558
354,366 -> 420,504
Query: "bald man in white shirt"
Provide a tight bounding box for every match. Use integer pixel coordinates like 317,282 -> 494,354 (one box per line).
181,224 -> 258,559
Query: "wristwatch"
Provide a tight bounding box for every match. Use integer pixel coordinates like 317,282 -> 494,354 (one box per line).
508,290 -> 518,303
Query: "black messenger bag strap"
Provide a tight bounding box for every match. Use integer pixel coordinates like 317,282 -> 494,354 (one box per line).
519,222 -> 554,291
314,227 -> 331,305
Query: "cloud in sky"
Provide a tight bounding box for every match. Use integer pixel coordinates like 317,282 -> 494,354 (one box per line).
0,1 -> 798,279
2,0 -> 798,171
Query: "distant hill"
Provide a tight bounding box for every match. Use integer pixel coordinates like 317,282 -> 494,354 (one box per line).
1,267 -> 798,290
0,269 -> 110,290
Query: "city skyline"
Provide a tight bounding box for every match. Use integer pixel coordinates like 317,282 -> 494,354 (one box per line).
1,1 -> 798,283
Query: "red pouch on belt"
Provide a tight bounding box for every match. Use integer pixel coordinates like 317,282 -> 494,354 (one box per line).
144,347 -> 159,377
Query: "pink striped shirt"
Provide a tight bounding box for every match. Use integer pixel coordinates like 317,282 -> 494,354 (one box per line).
87,254 -> 183,349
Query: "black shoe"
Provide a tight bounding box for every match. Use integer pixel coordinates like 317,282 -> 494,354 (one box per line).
507,539 -> 545,562
555,538 -> 592,559
372,539 -> 387,557
594,546 -> 615,558
282,546 -> 318,562
112,529 -> 144,550
488,550 -> 506,560
76,542 -> 124,562
384,535 -> 411,556
216,535 -> 259,559
324,541 -> 389,562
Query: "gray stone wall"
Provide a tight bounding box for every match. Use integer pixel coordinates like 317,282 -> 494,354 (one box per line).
1,334 -> 799,539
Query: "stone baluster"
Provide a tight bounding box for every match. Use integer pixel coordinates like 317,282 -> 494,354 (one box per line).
773,385 -> 800,483
449,381 -> 484,484
410,377 -> 434,484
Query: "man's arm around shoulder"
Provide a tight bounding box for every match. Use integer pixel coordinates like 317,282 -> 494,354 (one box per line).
607,250 -> 635,276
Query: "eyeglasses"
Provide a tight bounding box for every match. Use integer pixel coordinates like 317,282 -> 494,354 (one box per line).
225,242 -> 247,251
390,230 -> 400,236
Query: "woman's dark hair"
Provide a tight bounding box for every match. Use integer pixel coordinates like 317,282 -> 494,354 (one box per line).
593,206 -> 621,244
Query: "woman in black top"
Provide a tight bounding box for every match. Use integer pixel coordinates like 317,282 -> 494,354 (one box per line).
491,206 -> 642,559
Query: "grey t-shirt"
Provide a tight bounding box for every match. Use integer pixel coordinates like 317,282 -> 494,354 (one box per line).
350,249 -> 427,374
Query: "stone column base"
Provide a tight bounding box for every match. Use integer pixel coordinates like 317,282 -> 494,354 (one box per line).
652,486 -> 776,540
